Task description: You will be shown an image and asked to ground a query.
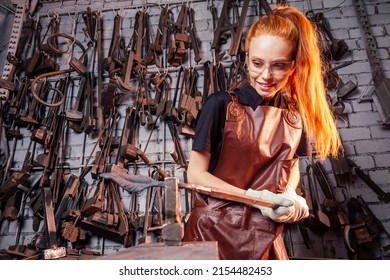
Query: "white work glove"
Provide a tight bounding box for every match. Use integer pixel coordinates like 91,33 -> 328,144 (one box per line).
245,185 -> 309,223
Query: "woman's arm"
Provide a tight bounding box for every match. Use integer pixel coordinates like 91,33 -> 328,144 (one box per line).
287,158 -> 301,190
188,150 -> 302,194
187,150 -> 246,195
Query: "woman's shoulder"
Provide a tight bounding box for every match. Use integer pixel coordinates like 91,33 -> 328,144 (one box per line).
204,90 -> 232,107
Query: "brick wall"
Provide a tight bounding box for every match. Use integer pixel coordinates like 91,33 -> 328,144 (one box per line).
0,0 -> 389,260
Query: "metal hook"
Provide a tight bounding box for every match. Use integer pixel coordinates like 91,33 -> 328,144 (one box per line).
110,7 -> 118,15
68,11 -> 78,23
14,76 -> 21,86
53,11 -> 60,20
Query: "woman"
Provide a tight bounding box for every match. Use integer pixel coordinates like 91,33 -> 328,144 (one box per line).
183,5 -> 342,259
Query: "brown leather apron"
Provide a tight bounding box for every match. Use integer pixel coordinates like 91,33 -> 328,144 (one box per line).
183,93 -> 303,260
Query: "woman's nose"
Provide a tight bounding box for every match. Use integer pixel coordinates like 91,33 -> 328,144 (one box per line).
261,67 -> 273,79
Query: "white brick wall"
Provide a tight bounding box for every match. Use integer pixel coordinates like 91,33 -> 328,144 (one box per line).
0,0 -> 389,260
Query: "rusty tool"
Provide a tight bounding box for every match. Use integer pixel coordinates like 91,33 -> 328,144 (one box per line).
354,0 -> 390,126
100,171 -> 278,209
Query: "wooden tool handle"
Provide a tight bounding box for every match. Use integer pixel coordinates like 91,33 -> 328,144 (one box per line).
179,183 -> 277,209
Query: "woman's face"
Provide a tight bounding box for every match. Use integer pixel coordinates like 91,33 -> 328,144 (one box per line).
247,34 -> 295,100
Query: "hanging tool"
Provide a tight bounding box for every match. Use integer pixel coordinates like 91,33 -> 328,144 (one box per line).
354,0 -> 390,126
314,12 -> 349,61
0,5 -> 26,100
348,159 -> 390,202
211,0 -> 250,56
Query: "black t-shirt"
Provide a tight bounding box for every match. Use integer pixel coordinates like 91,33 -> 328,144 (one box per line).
192,82 -> 310,173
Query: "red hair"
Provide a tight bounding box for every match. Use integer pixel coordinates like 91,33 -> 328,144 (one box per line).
245,6 -> 342,159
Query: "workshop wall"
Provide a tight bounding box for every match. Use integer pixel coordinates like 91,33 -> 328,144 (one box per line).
0,0 -> 389,260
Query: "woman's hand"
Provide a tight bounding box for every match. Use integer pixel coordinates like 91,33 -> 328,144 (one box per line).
245,185 -> 309,223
